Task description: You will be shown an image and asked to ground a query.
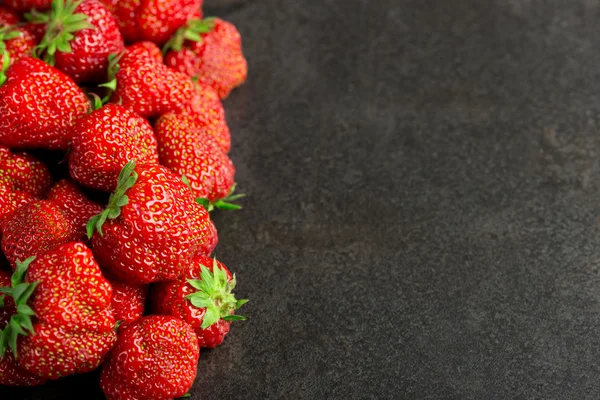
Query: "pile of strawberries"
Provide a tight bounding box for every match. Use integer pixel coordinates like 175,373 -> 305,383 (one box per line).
0,0 -> 248,398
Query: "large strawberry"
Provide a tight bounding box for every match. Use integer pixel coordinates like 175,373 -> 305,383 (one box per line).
47,179 -> 103,240
154,112 -> 242,211
29,0 -> 124,83
152,256 -> 247,348
87,161 -> 217,284
3,0 -> 52,12
0,26 -> 34,68
101,0 -> 202,45
105,41 -> 194,118
0,57 -> 89,150
0,146 -> 53,229
107,276 -> 148,333
1,200 -> 78,268
69,104 -> 159,192
0,244 -> 117,379
165,17 -> 247,99
100,315 -> 199,400
0,270 -> 47,387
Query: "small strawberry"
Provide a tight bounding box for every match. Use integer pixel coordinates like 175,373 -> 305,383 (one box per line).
0,57 -> 89,150
0,244 -> 117,379
29,0 -> 124,83
102,0 -> 202,45
3,0 -> 52,12
0,145 -> 53,229
87,161 -> 217,284
69,104 -> 159,192
47,179 -> 103,240
155,112 -> 243,210
107,277 -> 148,333
0,25 -> 35,67
104,41 -> 194,118
152,256 -> 247,348
100,315 -> 199,400
1,200 -> 78,268
0,270 -> 47,387
164,17 -> 247,99
0,7 -> 20,25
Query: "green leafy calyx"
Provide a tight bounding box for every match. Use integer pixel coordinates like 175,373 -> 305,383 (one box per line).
86,160 -> 137,238
196,183 -> 245,212
0,257 -> 38,359
162,17 -> 216,54
32,0 -> 94,66
185,258 -> 248,329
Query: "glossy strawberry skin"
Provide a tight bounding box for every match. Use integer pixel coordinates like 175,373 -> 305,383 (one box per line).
1,200 -> 78,268
155,112 -> 235,202
3,0 -> 52,12
165,18 -> 247,99
0,6 -> 20,25
100,315 -> 199,400
2,27 -> 35,66
53,0 -> 124,83
91,164 -> 214,284
108,278 -> 148,333
69,104 -> 159,192
0,270 -> 48,387
111,42 -> 194,118
152,256 -> 233,348
103,0 -> 202,44
47,180 -> 103,240
17,242 -> 117,379
189,201 -> 218,256
0,57 -> 89,150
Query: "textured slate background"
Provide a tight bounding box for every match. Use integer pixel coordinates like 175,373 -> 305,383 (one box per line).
7,0 -> 600,398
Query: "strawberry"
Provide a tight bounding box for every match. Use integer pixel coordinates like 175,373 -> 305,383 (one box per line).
154,112 -> 243,211
0,145 -> 53,229
0,57 -> 89,150
3,0 -> 52,12
102,0 -> 202,45
0,25 -> 35,67
0,269 -> 47,387
69,104 -> 159,192
105,41 -> 194,118
1,200 -> 78,268
107,277 -> 148,333
164,17 -> 247,99
29,0 -> 124,83
47,179 -> 103,240
87,161 -> 217,284
152,256 -> 247,348
100,315 -> 199,400
0,7 -> 20,25
0,244 -> 117,379
189,200 -> 218,256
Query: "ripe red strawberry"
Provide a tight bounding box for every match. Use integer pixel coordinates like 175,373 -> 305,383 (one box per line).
107,277 -> 148,333
100,315 -> 199,400
3,0 -> 52,12
0,57 -> 89,150
0,269 -> 48,387
152,256 -> 247,348
0,26 -> 35,67
0,6 -> 20,25
0,244 -> 117,379
106,41 -> 194,118
154,112 -> 242,210
0,146 -> 53,229
87,161 -> 217,284
189,201 -> 218,256
165,17 -> 247,99
1,200 -> 78,268
47,179 -> 103,240
69,104 -> 159,192
29,0 -> 124,83
102,0 -> 202,45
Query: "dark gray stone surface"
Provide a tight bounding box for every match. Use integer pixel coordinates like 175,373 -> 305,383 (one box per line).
7,0 -> 600,398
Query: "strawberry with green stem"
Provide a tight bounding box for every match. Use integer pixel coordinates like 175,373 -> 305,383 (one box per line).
0,25 -> 35,70
29,0 -> 124,83
152,256 -> 247,348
